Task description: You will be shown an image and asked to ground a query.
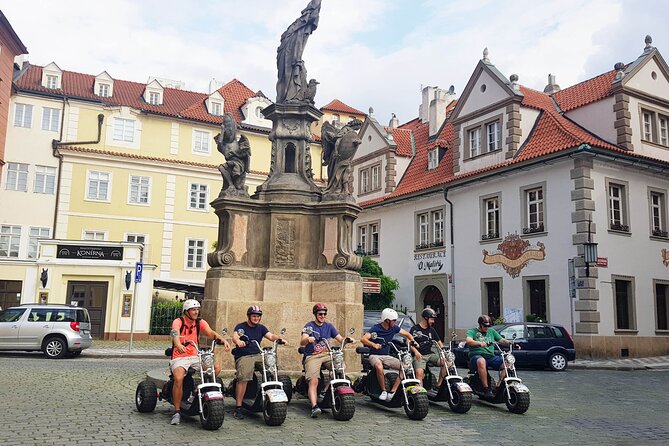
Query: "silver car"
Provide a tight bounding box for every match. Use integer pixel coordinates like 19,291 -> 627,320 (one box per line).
0,304 -> 93,359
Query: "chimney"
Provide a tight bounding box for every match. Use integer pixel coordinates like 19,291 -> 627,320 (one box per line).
419,86 -> 436,123
543,73 -> 561,94
209,78 -> 220,94
428,86 -> 456,137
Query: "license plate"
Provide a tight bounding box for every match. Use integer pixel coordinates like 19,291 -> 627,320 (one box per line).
406,385 -> 426,394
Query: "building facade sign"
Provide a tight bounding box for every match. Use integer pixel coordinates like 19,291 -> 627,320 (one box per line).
56,245 -> 124,260
414,249 -> 447,273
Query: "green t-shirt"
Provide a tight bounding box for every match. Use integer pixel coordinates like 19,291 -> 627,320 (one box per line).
466,327 -> 502,358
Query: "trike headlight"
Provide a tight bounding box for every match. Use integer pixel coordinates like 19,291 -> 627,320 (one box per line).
505,353 -> 516,366
445,351 -> 455,366
402,353 -> 412,368
202,354 -> 214,370
265,353 -> 277,369
332,352 -> 344,369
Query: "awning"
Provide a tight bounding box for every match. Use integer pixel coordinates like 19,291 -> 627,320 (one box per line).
153,279 -> 204,295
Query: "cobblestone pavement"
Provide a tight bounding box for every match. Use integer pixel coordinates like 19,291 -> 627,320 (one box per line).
1,354 -> 668,446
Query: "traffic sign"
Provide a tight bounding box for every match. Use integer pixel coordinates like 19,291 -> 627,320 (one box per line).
135,262 -> 143,283
362,277 -> 381,294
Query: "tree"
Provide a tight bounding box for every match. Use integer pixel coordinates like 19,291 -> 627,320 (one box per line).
360,256 -> 400,310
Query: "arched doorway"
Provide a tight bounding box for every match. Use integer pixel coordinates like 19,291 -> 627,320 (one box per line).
422,285 -> 445,340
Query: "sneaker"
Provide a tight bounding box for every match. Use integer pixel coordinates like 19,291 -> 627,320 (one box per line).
379,391 -> 388,401
310,406 -> 321,418
233,407 -> 244,420
386,391 -> 395,401
170,412 -> 181,425
484,387 -> 494,398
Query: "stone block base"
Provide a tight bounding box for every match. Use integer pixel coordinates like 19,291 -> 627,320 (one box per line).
574,334 -> 669,358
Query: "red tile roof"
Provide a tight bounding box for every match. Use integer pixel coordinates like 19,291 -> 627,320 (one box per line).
320,99 -> 366,116
551,69 -> 620,112
388,127 -> 414,157
14,65 -> 257,125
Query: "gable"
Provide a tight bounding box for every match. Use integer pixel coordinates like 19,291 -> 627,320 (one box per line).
624,55 -> 669,100
457,69 -> 512,118
357,120 -> 394,158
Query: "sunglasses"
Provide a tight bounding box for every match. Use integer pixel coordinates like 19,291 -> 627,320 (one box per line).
481,323 -> 492,327
316,312 -> 327,316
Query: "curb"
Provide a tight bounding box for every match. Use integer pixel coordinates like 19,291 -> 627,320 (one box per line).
82,351 -> 165,360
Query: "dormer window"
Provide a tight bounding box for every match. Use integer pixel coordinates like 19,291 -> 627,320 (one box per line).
211,102 -> 222,116
255,106 -> 263,119
148,91 -> 160,105
428,149 -> 439,170
46,75 -> 58,89
206,91 -> 225,116
94,71 -> 114,98
98,83 -> 110,97
241,95 -> 272,128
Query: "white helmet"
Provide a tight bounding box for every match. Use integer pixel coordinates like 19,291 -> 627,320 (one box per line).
381,308 -> 398,322
183,299 -> 201,312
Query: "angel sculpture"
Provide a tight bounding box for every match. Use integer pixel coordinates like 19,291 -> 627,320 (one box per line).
321,118 -> 363,195
215,113 -> 251,195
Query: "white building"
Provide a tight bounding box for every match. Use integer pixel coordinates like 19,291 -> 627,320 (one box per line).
354,38 -> 669,358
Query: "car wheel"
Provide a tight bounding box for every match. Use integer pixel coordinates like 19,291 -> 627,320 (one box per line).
43,336 -> 67,359
548,352 -> 568,371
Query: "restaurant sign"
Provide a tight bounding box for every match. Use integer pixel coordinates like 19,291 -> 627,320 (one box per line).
57,245 -> 124,260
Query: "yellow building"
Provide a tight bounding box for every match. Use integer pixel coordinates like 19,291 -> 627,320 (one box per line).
2,63 -> 324,338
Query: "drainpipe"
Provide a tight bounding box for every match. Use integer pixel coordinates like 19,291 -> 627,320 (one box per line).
443,186 -> 456,333
52,113 -> 105,237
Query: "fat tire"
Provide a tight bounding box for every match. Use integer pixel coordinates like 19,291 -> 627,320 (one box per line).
43,336 -> 67,359
332,393 -> 355,421
278,375 -> 293,403
200,399 -> 225,430
135,380 -> 158,413
548,352 -> 568,371
505,387 -> 531,414
263,399 -> 287,426
404,392 -> 429,420
447,388 -> 472,413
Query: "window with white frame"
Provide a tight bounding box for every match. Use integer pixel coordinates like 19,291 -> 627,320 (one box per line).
28,227 -> 50,259
650,190 -> 668,238
356,222 -> 379,256
661,116 -> 669,146
607,181 -> 629,232
14,103 -> 33,128
87,171 -> 111,201
487,121 -> 500,152
128,175 -> 150,204
148,91 -> 160,105
5,163 -> 29,191
83,231 -> 106,241
46,75 -> 58,89
523,186 -> 545,234
189,183 -> 208,210
186,239 -> 205,269
357,225 -> 367,254
0,225 -> 21,257
192,130 -> 211,154
332,114 -> 340,126
126,234 -> 146,244
211,102 -> 222,116
41,107 -> 60,132
98,83 -> 110,97
360,169 -> 369,194
371,165 -> 381,190
433,210 -> 444,246
370,223 -> 379,255
482,195 -> 500,240
643,111 -> 653,141
469,128 -> 481,157
428,148 -> 439,170
640,108 -> 669,147
416,209 -> 446,249
113,118 -> 135,142
34,166 -> 56,194
417,213 -> 429,248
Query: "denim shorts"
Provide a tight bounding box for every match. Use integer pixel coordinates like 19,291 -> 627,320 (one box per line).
469,354 -> 503,371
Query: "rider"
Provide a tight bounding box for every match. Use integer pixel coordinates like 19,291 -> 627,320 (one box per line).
300,303 -> 355,418
169,299 -> 231,425
231,305 -> 286,420
360,308 -> 418,401
466,314 -> 517,398
410,307 -> 447,388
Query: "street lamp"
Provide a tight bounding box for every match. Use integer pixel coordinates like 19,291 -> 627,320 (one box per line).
583,218 -> 598,277
355,244 -> 365,256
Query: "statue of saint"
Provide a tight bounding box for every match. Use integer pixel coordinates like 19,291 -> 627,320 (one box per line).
321,119 -> 363,195
215,113 -> 251,194
276,0 -> 321,104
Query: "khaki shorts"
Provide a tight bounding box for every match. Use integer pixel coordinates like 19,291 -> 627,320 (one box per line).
304,352 -> 332,381
235,354 -> 262,381
413,351 -> 442,370
170,356 -> 200,373
369,354 -> 401,370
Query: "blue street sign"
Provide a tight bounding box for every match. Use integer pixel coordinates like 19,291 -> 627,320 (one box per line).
135,262 -> 143,283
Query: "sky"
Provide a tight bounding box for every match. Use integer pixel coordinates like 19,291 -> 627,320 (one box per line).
2,0 -> 668,125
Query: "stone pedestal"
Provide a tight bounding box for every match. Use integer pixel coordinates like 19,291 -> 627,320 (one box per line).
202,103 -> 363,372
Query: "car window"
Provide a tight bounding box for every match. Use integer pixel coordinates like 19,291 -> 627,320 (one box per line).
0,309 -> 26,322
499,325 -> 524,340
28,309 -> 51,322
52,309 -> 76,322
527,325 -> 553,339
76,309 -> 90,323
551,326 -> 566,338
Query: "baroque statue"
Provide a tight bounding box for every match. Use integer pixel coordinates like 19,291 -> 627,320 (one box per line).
214,113 -> 251,195
321,119 -> 363,195
276,0 -> 321,104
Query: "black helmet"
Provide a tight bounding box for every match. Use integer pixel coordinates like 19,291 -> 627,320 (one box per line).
422,308 -> 437,319
478,315 -> 493,327
312,303 -> 328,315
247,305 -> 263,317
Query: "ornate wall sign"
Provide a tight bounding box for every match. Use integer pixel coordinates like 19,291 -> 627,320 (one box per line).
275,219 -> 296,266
662,248 -> 669,267
482,234 -> 546,278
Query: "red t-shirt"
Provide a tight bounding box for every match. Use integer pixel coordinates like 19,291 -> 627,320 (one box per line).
172,318 -> 210,359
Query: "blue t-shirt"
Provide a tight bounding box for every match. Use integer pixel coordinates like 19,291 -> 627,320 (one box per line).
233,321 -> 269,359
367,323 -> 401,356
303,321 -> 339,357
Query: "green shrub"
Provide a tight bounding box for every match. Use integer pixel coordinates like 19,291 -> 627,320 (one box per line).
150,301 -> 183,335
360,257 -> 400,310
